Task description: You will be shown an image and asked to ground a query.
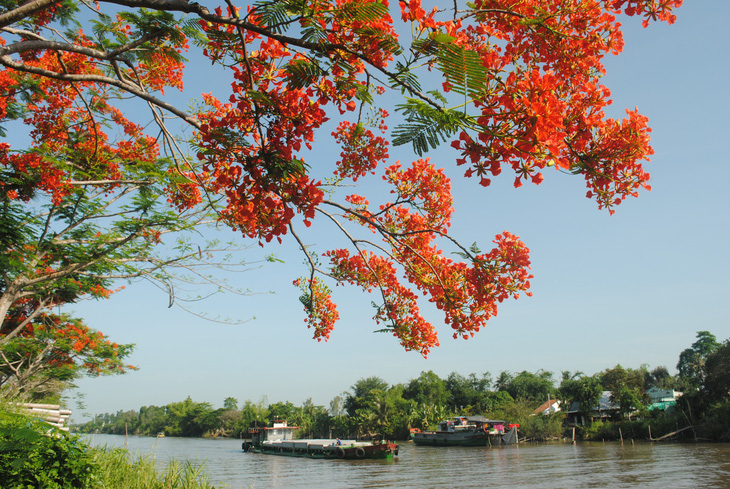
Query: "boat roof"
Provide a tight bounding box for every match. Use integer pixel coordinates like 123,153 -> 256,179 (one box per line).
447,416 -> 505,423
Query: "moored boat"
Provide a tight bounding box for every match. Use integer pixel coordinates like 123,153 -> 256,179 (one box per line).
410,416 -> 518,447
242,420 -> 398,460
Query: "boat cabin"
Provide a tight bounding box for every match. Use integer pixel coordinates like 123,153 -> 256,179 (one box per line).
248,419 -> 299,445
438,416 -> 506,434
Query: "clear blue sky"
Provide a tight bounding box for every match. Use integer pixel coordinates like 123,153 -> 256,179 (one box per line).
70,1 -> 730,421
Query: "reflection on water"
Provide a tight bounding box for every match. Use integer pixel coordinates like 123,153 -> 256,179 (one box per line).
85,434 -> 730,489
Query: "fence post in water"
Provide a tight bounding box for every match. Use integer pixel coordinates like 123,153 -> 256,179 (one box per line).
619,428 -> 623,445
572,427 -> 576,445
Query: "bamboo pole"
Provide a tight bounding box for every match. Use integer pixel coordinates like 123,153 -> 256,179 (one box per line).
21,403 -> 61,410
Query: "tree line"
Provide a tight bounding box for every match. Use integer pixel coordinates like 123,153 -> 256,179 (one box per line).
76,331 -> 730,442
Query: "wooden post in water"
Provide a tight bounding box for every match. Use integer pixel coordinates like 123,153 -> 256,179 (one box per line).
572,427 -> 576,445
619,427 -> 624,445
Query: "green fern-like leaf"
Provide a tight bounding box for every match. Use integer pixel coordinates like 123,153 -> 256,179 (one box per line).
436,43 -> 488,98
356,26 -> 402,57
391,62 -> 422,95
393,99 -> 480,155
252,0 -> 298,33
284,58 -> 327,89
301,23 -> 328,45
392,118 -> 446,155
336,1 -> 390,21
181,18 -> 210,48
411,38 -> 441,58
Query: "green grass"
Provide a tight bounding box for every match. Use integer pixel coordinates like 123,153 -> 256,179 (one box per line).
90,447 -> 223,489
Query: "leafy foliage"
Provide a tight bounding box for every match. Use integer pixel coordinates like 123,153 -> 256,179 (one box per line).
677,331 -> 720,390
0,311 -> 135,400
392,97 -> 480,155
436,42 -> 489,99
76,328 -> 730,443
0,409 -> 96,489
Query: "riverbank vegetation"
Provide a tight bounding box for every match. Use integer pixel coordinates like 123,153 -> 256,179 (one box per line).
0,403 -> 218,489
75,331 -> 730,443
2,331 -> 727,487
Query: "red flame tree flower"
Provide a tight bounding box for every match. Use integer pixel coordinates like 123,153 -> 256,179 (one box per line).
0,0 -> 682,357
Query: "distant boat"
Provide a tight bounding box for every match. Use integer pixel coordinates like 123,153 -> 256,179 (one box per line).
410,416 -> 518,447
242,420 -> 398,460
156,432 -> 165,438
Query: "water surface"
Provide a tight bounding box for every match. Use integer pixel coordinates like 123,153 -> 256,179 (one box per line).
85,434 -> 730,489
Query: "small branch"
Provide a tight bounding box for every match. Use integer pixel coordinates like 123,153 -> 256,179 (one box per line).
67,179 -> 155,186
0,53 -> 201,129
0,0 -> 61,29
0,299 -> 49,346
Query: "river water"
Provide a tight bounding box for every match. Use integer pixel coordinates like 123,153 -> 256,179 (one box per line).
85,434 -> 730,489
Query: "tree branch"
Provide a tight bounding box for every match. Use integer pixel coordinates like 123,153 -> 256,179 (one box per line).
0,0 -> 61,29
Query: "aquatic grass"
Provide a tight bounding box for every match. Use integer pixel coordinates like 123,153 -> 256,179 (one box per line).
90,447 -> 221,489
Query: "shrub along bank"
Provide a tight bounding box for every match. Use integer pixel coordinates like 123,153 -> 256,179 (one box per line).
0,406 -> 218,489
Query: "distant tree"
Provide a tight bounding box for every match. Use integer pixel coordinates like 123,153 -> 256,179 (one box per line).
600,365 -> 646,392
599,365 -> 647,419
503,370 -> 556,403
268,401 -> 297,422
677,331 -> 720,391
164,397 -> 217,437
345,376 -> 390,416
223,397 -> 239,411
409,401 -> 448,431
382,385 -> 416,440
217,408 -> 243,437
109,410 -> 139,435
647,366 -> 674,389
239,399 -> 270,431
561,370 -> 585,382
402,371 -> 449,408
479,390 -> 515,419
328,395 -> 350,438
704,339 -> 730,403
138,405 -> 167,436
494,371 -> 514,392
445,371 -> 492,413
329,395 -> 346,417
354,388 -> 391,439
216,398 -> 242,436
297,398 -> 332,438
559,374 -> 602,419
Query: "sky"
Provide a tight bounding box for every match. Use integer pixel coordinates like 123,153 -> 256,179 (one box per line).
69,1 -> 730,421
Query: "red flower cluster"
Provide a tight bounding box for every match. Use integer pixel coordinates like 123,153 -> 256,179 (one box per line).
0,0 -> 682,355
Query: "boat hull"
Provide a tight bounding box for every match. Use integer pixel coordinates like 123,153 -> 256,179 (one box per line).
243,440 -> 398,460
412,427 -> 518,447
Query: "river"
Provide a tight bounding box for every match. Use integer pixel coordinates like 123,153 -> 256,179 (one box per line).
84,434 -> 730,489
